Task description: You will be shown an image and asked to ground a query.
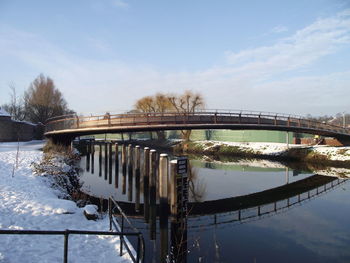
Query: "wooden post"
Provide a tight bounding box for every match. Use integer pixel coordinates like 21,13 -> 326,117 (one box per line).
121,144 -> 127,195
114,143 -> 119,188
159,154 -> 169,211
135,145 -> 141,212
149,149 -> 157,240
91,141 -> 94,174
104,142 -> 108,180
143,147 -> 150,222
170,160 -> 177,217
127,144 -> 133,202
109,142 -> 113,184
99,143 -> 102,177
86,140 -> 90,172
159,153 -> 169,262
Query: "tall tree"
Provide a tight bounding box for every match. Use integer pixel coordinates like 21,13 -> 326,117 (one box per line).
134,93 -> 174,140
168,90 -> 205,140
24,74 -> 72,124
134,90 -> 205,141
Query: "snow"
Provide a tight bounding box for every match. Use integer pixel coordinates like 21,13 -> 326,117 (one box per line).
0,107 -> 10,117
0,141 -> 133,263
197,140 -> 350,161
84,205 -> 98,215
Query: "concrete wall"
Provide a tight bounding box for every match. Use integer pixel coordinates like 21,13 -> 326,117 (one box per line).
0,117 -> 43,142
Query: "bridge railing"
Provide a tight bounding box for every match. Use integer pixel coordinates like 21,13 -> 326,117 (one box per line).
44,110 -> 350,136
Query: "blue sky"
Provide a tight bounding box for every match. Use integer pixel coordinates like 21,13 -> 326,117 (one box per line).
0,0 -> 349,116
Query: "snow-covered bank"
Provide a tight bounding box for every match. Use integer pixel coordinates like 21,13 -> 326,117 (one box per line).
0,142 -> 132,263
179,141 -> 350,166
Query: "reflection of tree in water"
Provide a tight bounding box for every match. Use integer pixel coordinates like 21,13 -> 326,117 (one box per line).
188,163 -> 207,202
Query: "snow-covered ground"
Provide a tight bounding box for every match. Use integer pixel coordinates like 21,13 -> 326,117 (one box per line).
197,140 -> 350,161
0,141 -> 132,263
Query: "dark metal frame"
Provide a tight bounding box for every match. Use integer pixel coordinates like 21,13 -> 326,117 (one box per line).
0,199 -> 145,263
108,197 -> 145,263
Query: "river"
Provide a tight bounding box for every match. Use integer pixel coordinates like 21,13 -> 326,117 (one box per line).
78,141 -> 350,263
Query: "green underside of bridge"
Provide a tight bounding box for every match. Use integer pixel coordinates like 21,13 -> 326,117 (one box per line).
89,129 -> 315,143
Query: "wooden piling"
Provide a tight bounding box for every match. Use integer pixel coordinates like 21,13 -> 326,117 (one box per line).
91,141 -> 94,174
114,143 -> 119,188
143,147 -> 150,222
121,144 -> 126,194
109,142 -> 113,184
127,144 -> 133,202
149,149 -> 157,240
104,142 -> 108,180
159,153 -> 169,262
135,145 -> 141,212
99,143 -> 102,177
170,160 -> 177,217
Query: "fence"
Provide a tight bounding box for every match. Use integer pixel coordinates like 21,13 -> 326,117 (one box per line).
0,199 -> 145,263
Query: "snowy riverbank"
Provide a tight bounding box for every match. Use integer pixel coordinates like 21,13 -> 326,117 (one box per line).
178,141 -> 350,167
0,141 -> 132,263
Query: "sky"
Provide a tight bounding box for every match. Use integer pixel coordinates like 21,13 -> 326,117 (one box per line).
0,0 -> 349,116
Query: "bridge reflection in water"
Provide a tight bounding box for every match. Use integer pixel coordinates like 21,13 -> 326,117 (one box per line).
77,140 -> 349,262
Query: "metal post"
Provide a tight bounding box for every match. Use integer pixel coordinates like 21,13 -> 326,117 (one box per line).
108,198 -> 112,231
64,230 -> 69,263
120,216 -> 124,256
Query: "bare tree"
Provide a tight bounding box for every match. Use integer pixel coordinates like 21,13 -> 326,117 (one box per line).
2,83 -> 26,121
24,74 -> 73,124
134,93 -> 174,140
168,90 -> 205,141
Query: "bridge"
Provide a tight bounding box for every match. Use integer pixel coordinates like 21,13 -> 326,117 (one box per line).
44,110 -> 350,145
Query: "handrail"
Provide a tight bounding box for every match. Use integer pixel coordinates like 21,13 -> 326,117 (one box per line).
108,197 -> 145,263
0,229 -> 140,263
0,199 -> 145,263
44,110 -> 350,137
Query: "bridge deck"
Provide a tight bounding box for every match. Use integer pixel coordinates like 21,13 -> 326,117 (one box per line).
44,111 -> 350,142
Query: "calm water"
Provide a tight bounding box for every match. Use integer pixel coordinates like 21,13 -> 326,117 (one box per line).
78,143 -> 350,263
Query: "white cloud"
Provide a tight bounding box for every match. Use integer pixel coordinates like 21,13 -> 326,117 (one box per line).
271,25 -> 288,33
225,12 -> 350,80
0,10 -> 349,116
111,0 -> 129,8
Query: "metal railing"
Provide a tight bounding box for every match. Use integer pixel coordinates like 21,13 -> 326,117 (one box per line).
0,200 -> 145,263
0,229 -> 141,263
44,110 -> 350,137
108,197 -> 145,263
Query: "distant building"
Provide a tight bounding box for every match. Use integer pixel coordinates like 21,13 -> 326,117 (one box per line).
0,107 -> 44,142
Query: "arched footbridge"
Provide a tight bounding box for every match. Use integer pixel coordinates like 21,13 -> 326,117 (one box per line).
44,110 -> 350,145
